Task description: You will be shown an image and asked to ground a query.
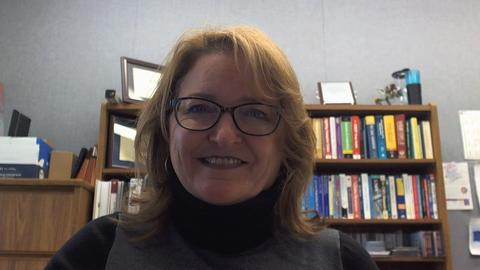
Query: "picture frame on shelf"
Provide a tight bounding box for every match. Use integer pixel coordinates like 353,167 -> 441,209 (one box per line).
121,56 -> 163,103
317,82 -> 356,105
107,114 -> 137,168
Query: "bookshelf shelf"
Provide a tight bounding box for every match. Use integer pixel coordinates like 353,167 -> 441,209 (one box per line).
372,256 -> 445,262
307,104 -> 451,270
325,218 -> 442,226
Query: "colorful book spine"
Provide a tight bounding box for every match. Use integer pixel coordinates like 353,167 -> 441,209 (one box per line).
430,175 -> 438,219
364,116 -> 378,159
323,117 -> 332,159
330,117 -> 338,159
395,175 -> 407,219
335,117 -> 343,159
340,174 -> 348,218
405,117 -> 414,159
360,117 -> 368,159
346,175 -> 353,219
395,114 -> 407,159
312,118 -> 323,159
341,116 -> 353,158
409,117 -> 423,159
352,174 -> 361,219
371,175 -> 383,219
351,116 -> 361,159
375,115 -> 387,159
383,115 -> 398,159
388,175 -> 398,219
380,175 -> 389,219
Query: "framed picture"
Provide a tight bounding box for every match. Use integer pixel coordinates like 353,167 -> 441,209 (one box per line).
317,82 -> 356,105
121,56 -> 163,103
107,114 -> 137,168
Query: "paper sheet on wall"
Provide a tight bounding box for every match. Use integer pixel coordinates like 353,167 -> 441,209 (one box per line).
443,162 -> 473,210
459,111 -> 480,160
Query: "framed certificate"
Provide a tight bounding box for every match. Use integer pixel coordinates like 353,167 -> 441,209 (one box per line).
121,56 -> 163,103
317,82 -> 356,105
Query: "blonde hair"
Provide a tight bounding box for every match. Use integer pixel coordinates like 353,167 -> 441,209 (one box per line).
125,25 -> 321,239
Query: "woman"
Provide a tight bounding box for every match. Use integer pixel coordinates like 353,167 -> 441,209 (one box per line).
46,26 -> 378,270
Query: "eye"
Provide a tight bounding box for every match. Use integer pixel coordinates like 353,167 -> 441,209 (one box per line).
186,104 -> 210,114
245,109 -> 267,119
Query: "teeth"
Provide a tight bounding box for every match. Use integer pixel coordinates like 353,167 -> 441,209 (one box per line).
203,157 -> 242,166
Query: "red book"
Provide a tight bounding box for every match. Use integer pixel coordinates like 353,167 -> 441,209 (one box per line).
395,114 -> 407,159
351,174 -> 361,219
411,175 -> 420,219
323,117 -> 332,159
351,116 -> 361,159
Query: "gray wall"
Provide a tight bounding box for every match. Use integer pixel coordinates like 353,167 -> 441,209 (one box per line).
1,0 -> 479,269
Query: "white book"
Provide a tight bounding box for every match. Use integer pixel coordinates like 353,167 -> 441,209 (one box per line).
339,174 -> 348,218
361,173 -> 371,220
0,144 -> 39,164
421,121 -> 434,159
329,116 -> 337,159
388,175 -> 398,219
116,181 -> 125,213
402,174 -> 414,219
328,176 -> 335,218
92,180 -> 102,219
99,180 -> 111,218
430,178 -> 438,219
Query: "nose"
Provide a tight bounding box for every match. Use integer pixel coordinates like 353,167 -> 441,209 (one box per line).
208,112 -> 242,145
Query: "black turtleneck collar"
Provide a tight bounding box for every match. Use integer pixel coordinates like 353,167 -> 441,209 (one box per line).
169,174 -> 281,254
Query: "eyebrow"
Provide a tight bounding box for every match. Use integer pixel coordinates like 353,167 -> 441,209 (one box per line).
185,92 -> 264,104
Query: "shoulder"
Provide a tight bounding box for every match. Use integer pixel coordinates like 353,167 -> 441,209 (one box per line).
45,214 -> 118,270
339,231 -> 379,270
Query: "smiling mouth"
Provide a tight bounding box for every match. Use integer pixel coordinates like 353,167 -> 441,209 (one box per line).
199,156 -> 246,169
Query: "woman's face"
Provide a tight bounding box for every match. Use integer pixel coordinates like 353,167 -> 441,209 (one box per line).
169,53 -> 284,205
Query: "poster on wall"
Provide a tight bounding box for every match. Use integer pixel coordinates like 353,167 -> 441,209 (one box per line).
459,110 -> 480,160
443,162 -> 473,210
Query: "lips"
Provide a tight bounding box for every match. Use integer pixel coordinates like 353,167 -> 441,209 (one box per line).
199,156 -> 247,169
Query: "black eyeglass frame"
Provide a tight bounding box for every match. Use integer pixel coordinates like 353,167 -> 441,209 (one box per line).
170,97 -> 282,136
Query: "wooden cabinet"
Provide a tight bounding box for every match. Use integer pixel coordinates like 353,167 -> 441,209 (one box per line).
305,104 -> 451,270
0,179 -> 93,270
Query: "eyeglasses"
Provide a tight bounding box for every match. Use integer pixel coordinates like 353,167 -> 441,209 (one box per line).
171,97 -> 281,136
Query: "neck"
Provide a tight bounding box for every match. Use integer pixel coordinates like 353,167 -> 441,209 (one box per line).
169,175 -> 280,254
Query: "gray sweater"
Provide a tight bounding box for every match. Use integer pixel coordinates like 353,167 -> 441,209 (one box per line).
106,225 -> 343,270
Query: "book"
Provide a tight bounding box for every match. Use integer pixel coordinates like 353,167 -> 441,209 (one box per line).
351,116 -> 361,159
312,118 -> 323,159
395,175 -> 407,219
383,115 -> 398,158
370,175 -> 384,219
335,117 -> 343,159
0,137 -> 53,178
7,109 -> 30,136
421,120 -> 434,159
375,115 -> 387,159
341,116 -> 353,158
388,175 -> 398,219
351,174 -> 361,219
395,114 -> 407,159
361,173 -> 371,219
340,173 -> 348,218
409,117 -> 423,159
364,116 -> 377,159
0,164 -> 43,178
329,117 -> 338,159
322,117 -> 332,159
71,147 -> 88,178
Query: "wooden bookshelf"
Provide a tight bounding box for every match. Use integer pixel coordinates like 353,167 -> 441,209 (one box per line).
308,104 -> 451,270
95,102 -> 451,270
0,179 -> 93,270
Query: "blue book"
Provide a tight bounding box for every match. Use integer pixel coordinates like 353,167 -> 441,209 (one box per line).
364,116 -> 377,159
323,175 -> 329,217
315,175 -> 323,216
0,164 -> 42,178
416,174 -> 424,218
375,115 -> 387,159
395,176 -> 407,219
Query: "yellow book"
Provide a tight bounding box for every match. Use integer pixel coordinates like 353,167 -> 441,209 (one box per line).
421,120 -> 434,159
383,115 -> 397,158
312,118 -> 323,159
